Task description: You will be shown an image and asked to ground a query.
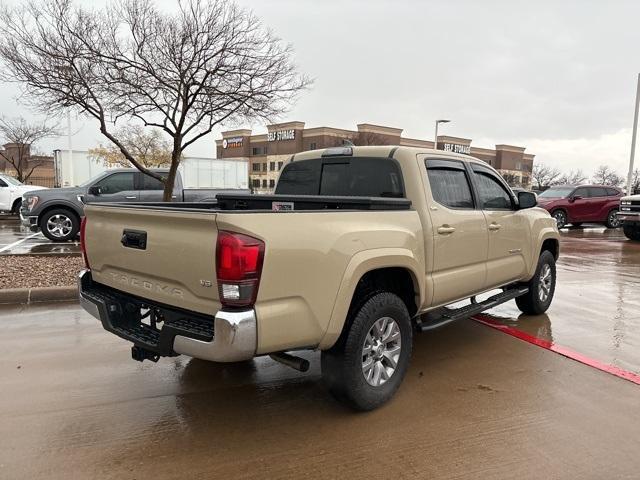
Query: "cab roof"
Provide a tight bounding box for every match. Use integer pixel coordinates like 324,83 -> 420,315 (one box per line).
291,145 -> 487,166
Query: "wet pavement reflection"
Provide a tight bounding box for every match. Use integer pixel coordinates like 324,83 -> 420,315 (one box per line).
484,225 -> 640,375
0,216 -> 80,255
1,301 -> 639,479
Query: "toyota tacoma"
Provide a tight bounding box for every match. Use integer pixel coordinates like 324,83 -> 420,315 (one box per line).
78,146 -> 560,410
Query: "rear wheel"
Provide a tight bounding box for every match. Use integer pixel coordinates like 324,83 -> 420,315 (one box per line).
40,208 -> 80,242
623,223 -> 640,241
516,250 -> 556,315
552,210 -> 567,229
605,209 -> 621,228
321,292 -> 412,411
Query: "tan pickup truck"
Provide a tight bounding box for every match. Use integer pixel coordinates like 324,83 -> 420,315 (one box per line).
79,146 -> 560,410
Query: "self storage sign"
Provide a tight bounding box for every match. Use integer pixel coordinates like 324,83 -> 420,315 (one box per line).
267,129 -> 296,142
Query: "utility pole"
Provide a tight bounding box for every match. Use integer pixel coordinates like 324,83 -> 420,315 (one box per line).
67,108 -> 73,186
627,74 -> 640,195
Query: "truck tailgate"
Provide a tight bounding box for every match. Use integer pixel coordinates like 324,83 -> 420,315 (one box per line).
83,205 -> 221,315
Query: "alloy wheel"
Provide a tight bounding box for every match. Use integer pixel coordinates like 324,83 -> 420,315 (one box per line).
608,211 -> 621,228
46,214 -> 73,238
538,263 -> 553,302
553,211 -> 566,229
362,317 -> 402,387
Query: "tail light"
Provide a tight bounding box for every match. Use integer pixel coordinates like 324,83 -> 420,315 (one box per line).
80,216 -> 89,269
216,231 -> 265,308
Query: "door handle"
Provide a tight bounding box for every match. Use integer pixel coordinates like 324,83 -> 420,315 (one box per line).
488,223 -> 502,231
125,196 -> 136,200
437,226 -> 456,234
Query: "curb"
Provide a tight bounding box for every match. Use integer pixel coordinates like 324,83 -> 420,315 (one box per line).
0,286 -> 78,305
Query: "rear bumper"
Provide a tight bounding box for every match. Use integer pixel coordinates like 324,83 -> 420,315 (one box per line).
78,270 -> 257,362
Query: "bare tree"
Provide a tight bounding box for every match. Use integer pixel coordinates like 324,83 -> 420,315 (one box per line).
356,132 -> 391,146
0,116 -> 58,182
89,126 -> 172,168
559,169 -> 588,185
631,168 -> 640,194
501,172 -> 520,187
592,165 -> 624,186
0,0 -> 310,200
531,163 -> 562,190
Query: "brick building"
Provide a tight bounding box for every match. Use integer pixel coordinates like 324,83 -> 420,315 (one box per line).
0,142 -> 55,187
215,121 -> 534,193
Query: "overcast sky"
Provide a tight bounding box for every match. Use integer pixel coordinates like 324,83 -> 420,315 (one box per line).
2,0 -> 640,177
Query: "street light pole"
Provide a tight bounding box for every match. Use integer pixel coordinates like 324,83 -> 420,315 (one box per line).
434,119 -> 450,150
627,74 -> 640,195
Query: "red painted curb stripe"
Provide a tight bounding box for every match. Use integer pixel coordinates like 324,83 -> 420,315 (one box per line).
472,314 -> 640,386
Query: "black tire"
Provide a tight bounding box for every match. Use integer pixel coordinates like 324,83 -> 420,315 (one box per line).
10,199 -> 21,215
552,210 -> 567,229
516,250 -> 556,315
39,208 -> 80,242
605,209 -> 621,229
321,292 -> 413,411
623,224 -> 640,241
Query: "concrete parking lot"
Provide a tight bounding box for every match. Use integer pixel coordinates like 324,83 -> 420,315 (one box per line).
1,226 -> 639,479
0,216 -> 80,255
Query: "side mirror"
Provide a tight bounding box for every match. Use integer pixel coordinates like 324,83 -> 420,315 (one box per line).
518,191 -> 537,209
87,185 -> 102,195
569,195 -> 582,202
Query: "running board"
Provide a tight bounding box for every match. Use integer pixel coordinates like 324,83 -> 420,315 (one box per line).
418,287 -> 529,332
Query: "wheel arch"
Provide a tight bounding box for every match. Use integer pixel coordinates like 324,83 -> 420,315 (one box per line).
550,207 -> 568,222
318,249 -> 423,350
541,237 -> 559,261
10,197 -> 22,213
38,202 -> 83,224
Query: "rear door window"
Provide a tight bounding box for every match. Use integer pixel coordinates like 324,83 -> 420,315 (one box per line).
573,187 -> 589,198
425,160 -> 474,209
276,157 -> 404,197
137,173 -> 165,191
588,187 -> 607,198
606,188 -> 620,196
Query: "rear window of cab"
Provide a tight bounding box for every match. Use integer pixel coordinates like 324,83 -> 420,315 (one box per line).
276,157 -> 405,198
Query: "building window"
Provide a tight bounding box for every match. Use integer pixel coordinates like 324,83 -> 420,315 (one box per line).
269,179 -> 275,188
270,161 -> 276,171
309,142 -> 317,150
278,161 -> 283,170
515,162 -> 522,170
262,162 -> 267,172
252,179 -> 260,188
252,163 -> 261,172
262,179 -> 267,188
252,147 -> 259,155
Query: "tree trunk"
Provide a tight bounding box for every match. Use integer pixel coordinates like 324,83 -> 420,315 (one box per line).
163,143 -> 182,202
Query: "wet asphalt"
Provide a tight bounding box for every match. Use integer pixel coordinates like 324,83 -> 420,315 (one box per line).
1,222 -> 639,478
0,216 -> 80,255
